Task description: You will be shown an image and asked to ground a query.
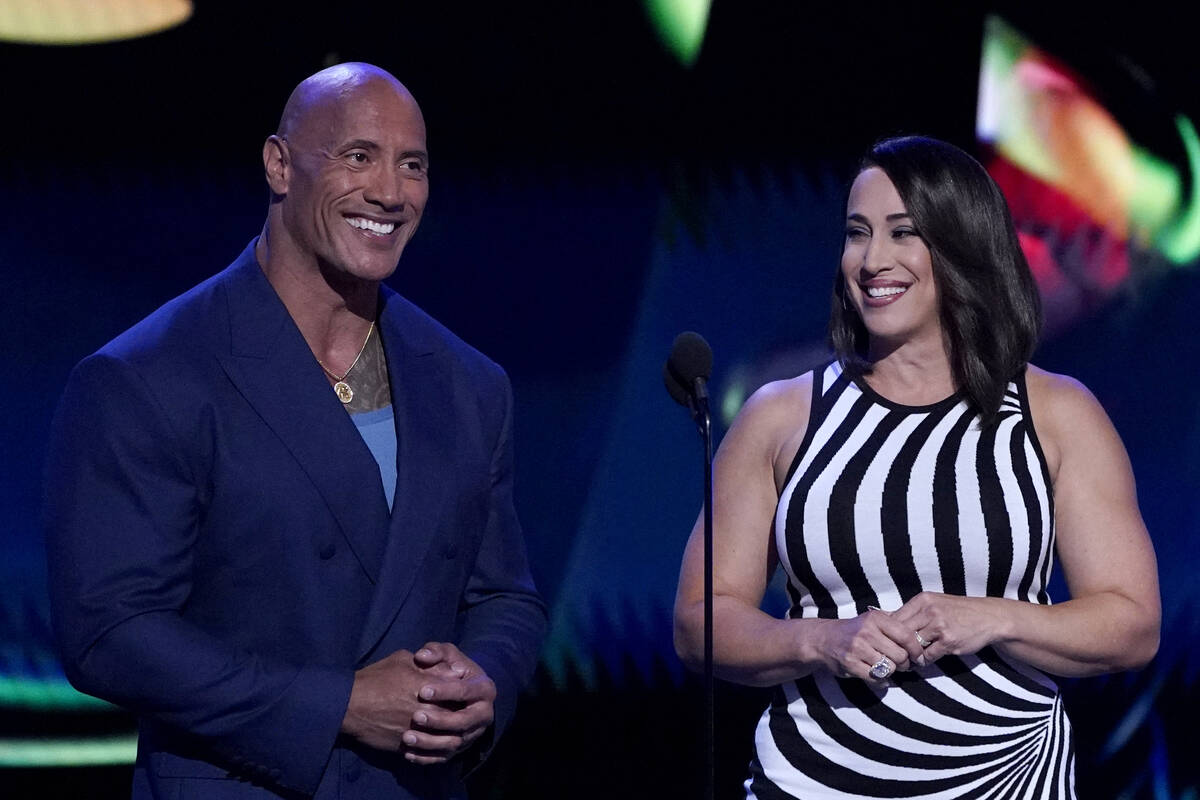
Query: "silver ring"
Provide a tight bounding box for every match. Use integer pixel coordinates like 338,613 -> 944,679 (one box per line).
915,631 -> 932,649
869,656 -> 894,679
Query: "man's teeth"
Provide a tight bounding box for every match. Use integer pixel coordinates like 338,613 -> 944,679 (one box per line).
347,217 -> 395,234
866,286 -> 907,298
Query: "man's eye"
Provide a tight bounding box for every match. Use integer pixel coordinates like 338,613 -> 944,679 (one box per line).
348,152 -> 368,163
402,160 -> 426,172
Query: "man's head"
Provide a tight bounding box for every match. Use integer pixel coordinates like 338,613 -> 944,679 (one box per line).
263,63 -> 428,285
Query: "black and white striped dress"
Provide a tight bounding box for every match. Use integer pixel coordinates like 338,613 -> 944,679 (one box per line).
748,361 -> 1075,799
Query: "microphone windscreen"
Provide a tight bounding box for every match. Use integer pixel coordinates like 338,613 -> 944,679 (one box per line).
663,362 -> 692,407
666,331 -> 713,387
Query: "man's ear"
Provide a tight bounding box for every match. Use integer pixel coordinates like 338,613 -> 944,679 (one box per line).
263,135 -> 290,195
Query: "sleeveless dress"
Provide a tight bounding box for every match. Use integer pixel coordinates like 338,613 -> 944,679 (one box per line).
747,361 -> 1075,799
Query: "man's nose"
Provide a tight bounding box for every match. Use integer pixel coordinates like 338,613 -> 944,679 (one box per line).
364,165 -> 405,210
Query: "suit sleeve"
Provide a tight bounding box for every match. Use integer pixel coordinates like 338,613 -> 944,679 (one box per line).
44,353 -> 351,795
456,370 -> 548,758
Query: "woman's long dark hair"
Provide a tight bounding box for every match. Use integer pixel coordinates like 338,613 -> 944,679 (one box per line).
829,136 -> 1042,427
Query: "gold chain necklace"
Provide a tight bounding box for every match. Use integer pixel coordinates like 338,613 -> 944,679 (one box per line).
317,322 -> 375,404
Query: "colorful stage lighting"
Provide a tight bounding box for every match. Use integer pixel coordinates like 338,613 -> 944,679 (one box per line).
978,15 -> 1200,332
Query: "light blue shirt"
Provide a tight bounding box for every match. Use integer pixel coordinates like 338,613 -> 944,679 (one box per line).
351,405 -> 397,512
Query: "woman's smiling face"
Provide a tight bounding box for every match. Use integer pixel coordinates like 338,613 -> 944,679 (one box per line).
841,166 -> 941,351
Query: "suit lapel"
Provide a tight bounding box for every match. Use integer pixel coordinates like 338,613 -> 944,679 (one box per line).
215,245 -> 390,584
356,288 -> 453,658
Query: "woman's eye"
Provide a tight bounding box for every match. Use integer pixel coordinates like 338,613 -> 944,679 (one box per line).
845,228 -> 868,240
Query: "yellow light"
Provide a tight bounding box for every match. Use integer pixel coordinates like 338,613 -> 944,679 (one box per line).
0,0 -> 191,45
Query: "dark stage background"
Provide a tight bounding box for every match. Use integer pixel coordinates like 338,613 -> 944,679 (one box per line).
3,2 -> 1198,797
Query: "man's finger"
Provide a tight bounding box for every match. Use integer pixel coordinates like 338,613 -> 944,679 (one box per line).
401,729 -> 464,758
405,753 -> 450,766
412,703 -> 492,735
414,642 -> 457,666
419,677 -> 495,705
414,643 -> 473,677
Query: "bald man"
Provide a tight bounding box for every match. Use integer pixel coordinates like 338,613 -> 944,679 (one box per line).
45,63 -> 547,799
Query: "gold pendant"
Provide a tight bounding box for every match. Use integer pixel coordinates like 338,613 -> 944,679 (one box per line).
334,381 -> 354,404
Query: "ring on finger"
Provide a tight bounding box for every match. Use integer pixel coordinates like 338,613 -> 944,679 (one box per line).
869,656 -> 895,679
915,630 -> 932,649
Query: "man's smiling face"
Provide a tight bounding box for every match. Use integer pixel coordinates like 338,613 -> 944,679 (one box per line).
277,74 -> 429,284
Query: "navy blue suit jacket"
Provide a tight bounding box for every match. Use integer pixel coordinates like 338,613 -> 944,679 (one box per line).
45,241 -> 547,798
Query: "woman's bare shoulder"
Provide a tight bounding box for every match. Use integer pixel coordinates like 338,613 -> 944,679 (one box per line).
1025,364 -> 1118,478
735,372 -> 814,433
1025,364 -> 1106,422
722,371 -> 817,481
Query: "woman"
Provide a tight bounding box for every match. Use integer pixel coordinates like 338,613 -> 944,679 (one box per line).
673,136 -> 1160,798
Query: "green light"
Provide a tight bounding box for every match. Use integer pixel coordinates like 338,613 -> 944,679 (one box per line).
644,0 -> 712,67
1156,115 -> 1200,264
0,735 -> 137,768
0,676 -> 115,711
720,378 -> 746,427
1127,146 -> 1181,240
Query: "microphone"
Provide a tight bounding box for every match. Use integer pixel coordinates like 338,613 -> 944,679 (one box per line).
664,331 -> 713,418
663,330 -> 717,800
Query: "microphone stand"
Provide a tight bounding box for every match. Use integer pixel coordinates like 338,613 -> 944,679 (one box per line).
690,379 -> 715,800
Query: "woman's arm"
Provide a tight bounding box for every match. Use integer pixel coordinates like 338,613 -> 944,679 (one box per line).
673,373 -> 926,686
893,367 -> 1160,676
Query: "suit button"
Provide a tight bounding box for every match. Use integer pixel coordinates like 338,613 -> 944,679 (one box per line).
443,542 -> 458,559
345,763 -> 361,783
319,542 -> 336,559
